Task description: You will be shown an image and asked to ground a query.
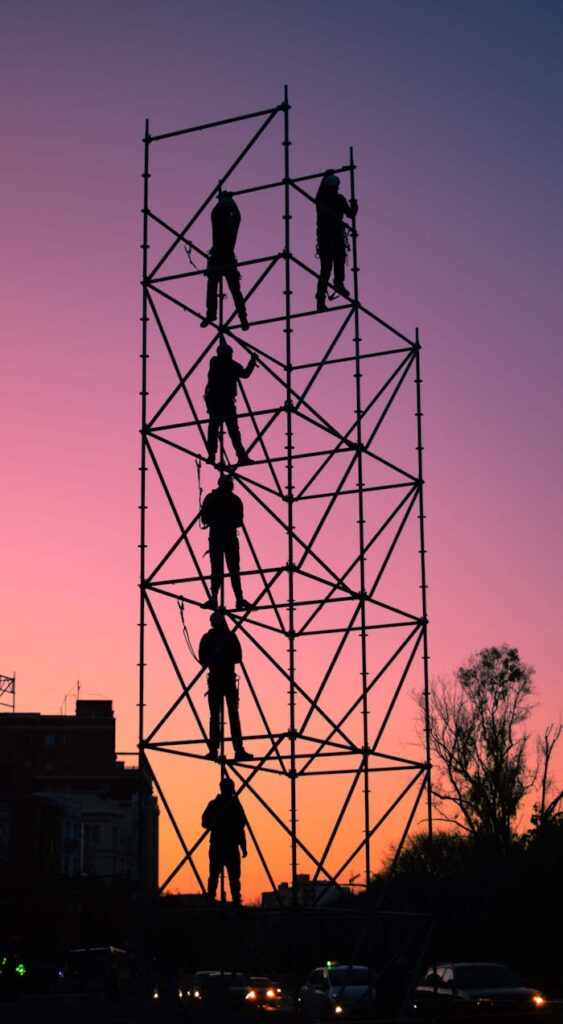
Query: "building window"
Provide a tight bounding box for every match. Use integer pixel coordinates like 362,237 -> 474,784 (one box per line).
44,734 -> 55,746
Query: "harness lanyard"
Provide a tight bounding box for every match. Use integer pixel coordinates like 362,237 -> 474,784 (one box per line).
183,241 -> 199,269
196,456 -> 205,530
178,599 -> 199,662
343,223 -> 351,263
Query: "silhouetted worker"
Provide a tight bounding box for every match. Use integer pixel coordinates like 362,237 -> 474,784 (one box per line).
199,610 -> 252,761
315,169 -> 358,312
205,339 -> 257,466
202,776 -> 248,904
200,476 -> 251,610
201,191 -> 249,330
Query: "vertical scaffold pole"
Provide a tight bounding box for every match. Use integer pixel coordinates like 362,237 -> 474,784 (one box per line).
415,329 -> 433,843
282,85 -> 298,896
138,119 -> 150,899
349,146 -> 371,888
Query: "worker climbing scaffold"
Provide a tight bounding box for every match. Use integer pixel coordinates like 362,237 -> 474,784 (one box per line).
198,610 -> 252,762
200,191 -> 249,330
315,168 -> 358,311
204,338 -> 258,466
200,476 -> 251,612
202,775 -> 248,904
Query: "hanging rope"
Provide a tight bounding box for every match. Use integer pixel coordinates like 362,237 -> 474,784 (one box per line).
196,455 -> 206,530
178,599 -> 200,663
183,240 -> 200,269
343,222 -> 352,262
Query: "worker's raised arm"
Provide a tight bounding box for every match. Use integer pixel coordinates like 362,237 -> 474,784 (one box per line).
237,353 -> 258,379
341,195 -> 358,219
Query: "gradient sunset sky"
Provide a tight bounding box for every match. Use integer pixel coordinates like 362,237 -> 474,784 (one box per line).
2,1 -> 562,894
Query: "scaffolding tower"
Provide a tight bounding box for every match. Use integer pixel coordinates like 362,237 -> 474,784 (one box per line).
139,89 -> 431,935
0,674 -> 15,712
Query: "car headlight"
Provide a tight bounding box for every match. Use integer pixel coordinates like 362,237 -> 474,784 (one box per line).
334,1007 -> 344,1016
245,990 -> 257,1001
532,996 -> 545,1007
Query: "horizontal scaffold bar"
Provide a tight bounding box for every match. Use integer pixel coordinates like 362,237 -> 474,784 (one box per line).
149,104 -> 285,142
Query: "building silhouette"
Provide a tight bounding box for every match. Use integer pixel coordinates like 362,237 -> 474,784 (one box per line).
0,700 -> 158,952
261,873 -> 350,909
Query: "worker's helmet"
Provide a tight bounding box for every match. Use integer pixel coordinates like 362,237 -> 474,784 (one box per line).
218,339 -> 233,358
326,175 -> 340,188
218,190 -> 234,202
220,776 -> 235,794
210,610 -> 226,628
218,475 -> 234,491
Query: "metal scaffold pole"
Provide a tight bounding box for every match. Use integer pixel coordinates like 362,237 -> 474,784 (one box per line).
349,145 -> 371,889
415,329 -> 433,842
138,118 -> 150,900
282,84 -> 298,898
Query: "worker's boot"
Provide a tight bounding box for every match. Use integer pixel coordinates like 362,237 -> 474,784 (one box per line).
335,280 -> 351,299
234,294 -> 249,331
233,746 -> 253,761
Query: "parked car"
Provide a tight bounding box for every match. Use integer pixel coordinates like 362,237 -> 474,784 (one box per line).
188,969 -> 253,1007
244,976 -> 293,1012
58,946 -> 131,999
299,964 -> 376,1020
411,962 -> 546,1017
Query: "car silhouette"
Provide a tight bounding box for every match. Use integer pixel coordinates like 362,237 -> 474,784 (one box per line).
299,964 -> 376,1021
244,976 -> 292,1012
411,962 -> 546,1017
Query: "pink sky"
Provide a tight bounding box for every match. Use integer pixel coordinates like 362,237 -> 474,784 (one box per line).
1,1 -> 562,898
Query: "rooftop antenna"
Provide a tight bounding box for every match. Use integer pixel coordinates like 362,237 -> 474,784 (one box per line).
60,679 -> 85,716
